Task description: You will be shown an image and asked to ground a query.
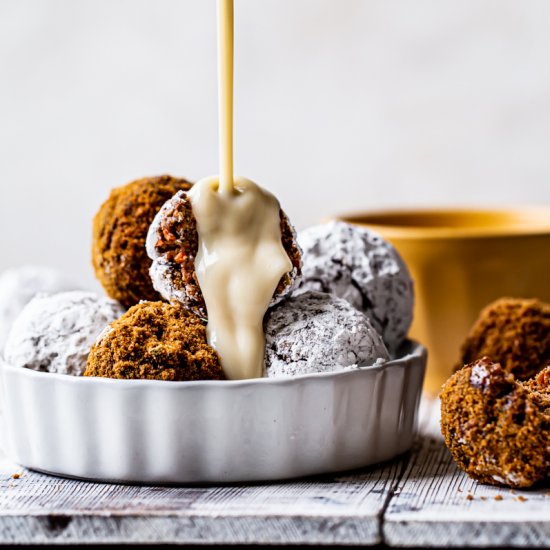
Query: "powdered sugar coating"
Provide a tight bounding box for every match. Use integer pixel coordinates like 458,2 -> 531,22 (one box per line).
470,362 -> 491,390
145,192 -> 177,267
296,221 -> 414,353
146,193 -> 195,309
0,265 -> 82,353
4,291 -> 125,375
264,291 -> 389,377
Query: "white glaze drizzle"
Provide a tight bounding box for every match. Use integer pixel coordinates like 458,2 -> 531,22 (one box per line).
188,176 -> 292,379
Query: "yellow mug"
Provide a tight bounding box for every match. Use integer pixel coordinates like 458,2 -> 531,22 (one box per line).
339,208 -> 550,396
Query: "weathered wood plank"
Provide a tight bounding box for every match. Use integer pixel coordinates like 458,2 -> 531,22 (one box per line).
384,433 -> 550,548
0,452 -> 402,545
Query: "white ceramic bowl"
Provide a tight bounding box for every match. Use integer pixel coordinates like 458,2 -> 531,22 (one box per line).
0,341 -> 426,483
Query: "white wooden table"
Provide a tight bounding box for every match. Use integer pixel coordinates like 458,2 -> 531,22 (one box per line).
0,399 -> 548,547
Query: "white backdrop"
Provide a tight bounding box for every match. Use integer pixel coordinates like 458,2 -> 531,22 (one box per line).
1,0 -> 549,286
